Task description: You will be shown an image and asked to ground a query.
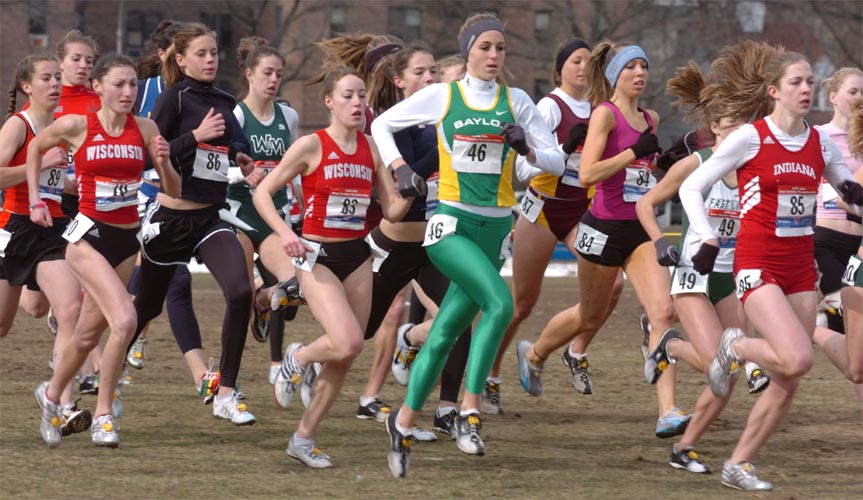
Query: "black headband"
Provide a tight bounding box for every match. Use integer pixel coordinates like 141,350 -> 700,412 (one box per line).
365,43 -> 402,74
555,39 -> 591,74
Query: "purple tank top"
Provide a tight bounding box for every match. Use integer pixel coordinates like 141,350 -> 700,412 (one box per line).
590,102 -> 654,220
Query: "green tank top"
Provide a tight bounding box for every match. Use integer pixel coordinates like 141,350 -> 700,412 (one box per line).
436,82 -> 517,207
227,101 -> 291,206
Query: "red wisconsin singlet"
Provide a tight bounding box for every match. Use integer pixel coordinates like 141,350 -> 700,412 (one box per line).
73,113 -> 145,224
735,119 -> 825,261
0,112 -> 65,228
302,130 -> 375,239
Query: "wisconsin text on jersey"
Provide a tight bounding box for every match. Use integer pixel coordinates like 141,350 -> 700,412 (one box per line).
774,162 -> 816,179
86,144 -> 144,161
323,163 -> 373,182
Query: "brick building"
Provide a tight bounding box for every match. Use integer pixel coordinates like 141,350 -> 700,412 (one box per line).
2,0 -> 860,137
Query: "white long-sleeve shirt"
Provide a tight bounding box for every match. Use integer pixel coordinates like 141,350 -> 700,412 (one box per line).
371,74 -> 564,183
679,116 -> 855,243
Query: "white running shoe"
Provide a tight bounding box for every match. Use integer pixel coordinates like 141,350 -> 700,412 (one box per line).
287,434 -> 332,469
91,414 -> 120,448
268,364 -> 280,385
301,362 -> 321,408
34,381 -> 62,448
273,343 -> 305,409
213,391 -> 256,426
392,323 -> 419,386
127,338 -> 147,369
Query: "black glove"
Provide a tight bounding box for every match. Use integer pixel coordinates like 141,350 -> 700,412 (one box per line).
838,180 -> 863,206
562,123 -> 588,155
691,243 -> 719,275
394,164 -> 427,198
656,149 -> 685,174
654,237 -> 681,267
629,126 -> 661,159
501,123 -> 530,156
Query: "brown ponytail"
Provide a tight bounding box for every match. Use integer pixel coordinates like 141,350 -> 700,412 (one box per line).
585,41 -> 617,106
162,23 -> 215,87
7,53 -> 57,118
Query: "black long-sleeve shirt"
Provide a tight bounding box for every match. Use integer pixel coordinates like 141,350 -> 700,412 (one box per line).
150,76 -> 245,204
394,124 -> 438,221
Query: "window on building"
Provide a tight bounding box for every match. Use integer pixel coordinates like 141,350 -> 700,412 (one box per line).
330,7 -> 346,34
126,11 -> 161,59
201,13 -> 232,55
28,0 -> 48,48
535,11 -> 551,32
389,7 -> 422,41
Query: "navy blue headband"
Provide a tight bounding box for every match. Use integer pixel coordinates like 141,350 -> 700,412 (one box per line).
365,43 -> 402,74
459,19 -> 506,59
555,39 -> 591,74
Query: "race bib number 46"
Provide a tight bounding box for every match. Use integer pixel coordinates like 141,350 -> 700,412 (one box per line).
423,213 -> 457,247
451,134 -> 505,175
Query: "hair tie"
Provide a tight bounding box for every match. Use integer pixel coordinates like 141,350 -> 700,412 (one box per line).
555,39 -> 590,74
605,45 -> 649,87
459,19 -> 505,59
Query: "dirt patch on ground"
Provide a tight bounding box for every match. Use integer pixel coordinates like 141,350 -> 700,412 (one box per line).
1,275 -> 860,499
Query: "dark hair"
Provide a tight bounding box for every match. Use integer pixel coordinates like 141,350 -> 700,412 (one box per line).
367,41 -> 433,115
56,29 -> 100,62
162,23 -> 216,87
92,53 -> 137,83
136,20 -> 183,79
236,36 -> 285,99
7,53 -> 57,118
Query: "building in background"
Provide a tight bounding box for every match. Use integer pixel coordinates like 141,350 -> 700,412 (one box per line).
2,0 -> 860,140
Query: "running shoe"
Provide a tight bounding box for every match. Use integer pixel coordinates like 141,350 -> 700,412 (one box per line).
213,390 -> 256,426
287,434 -> 332,469
198,362 -> 221,405
639,312 -> 651,359
112,387 -> 123,418
516,340 -> 543,396
644,328 -> 683,384
301,362 -> 321,408
670,444 -> 711,473
251,301 -> 270,343
455,412 -> 485,456
61,400 -> 92,437
126,338 -> 147,369
91,414 -> 120,448
119,366 -> 133,386
656,407 -> 692,438
562,351 -> 593,395
433,408 -> 458,439
412,426 -> 437,443
708,328 -> 743,398
79,373 -> 99,395
268,364 -> 280,385
386,410 -> 412,478
273,343 -> 305,409
721,461 -> 773,491
392,323 -> 419,386
745,362 -> 770,395
47,307 -> 58,336
34,381 -> 62,448
271,276 -> 305,311
481,379 -> 504,414
357,397 -> 391,423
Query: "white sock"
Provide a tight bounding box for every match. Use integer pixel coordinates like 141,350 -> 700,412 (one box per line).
359,395 -> 379,407
486,377 -> 501,384
291,433 -> 313,446
568,346 -> 585,359
436,405 -> 456,417
459,409 -> 479,417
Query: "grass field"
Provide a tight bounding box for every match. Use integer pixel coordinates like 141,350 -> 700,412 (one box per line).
1,274 -> 860,499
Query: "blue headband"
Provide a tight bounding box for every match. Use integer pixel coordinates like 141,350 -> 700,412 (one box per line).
604,46 -> 649,87
460,20 -> 506,59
